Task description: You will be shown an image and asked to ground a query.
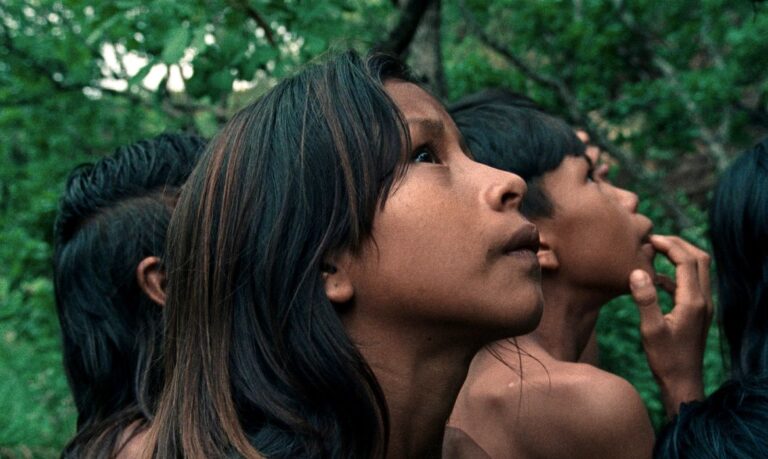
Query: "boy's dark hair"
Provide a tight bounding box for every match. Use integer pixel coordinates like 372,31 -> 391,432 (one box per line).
53,133 -> 206,458
449,88 -> 586,218
654,375 -> 768,458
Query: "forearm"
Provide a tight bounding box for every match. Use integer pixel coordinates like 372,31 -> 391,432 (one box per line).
656,373 -> 704,418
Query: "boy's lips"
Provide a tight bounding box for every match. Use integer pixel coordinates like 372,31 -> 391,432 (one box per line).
641,239 -> 656,261
640,222 -> 654,245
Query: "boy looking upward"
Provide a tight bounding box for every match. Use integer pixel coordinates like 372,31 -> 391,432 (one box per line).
444,90 -> 712,459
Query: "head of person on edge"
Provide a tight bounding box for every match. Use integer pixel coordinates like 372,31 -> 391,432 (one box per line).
654,375 -> 768,459
450,88 -> 654,303
709,137 -> 768,380
146,51 -> 542,458
53,133 -> 206,457
654,138 -> 768,459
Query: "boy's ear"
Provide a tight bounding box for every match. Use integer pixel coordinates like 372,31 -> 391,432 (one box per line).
537,232 -> 560,271
136,256 -> 167,306
321,253 -> 355,305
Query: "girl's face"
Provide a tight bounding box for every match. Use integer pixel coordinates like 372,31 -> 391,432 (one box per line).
334,81 -> 543,343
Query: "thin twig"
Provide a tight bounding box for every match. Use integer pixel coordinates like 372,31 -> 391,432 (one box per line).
614,5 -> 730,171
228,0 -> 276,47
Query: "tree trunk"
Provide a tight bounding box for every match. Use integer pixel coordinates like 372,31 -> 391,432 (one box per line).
405,0 -> 445,99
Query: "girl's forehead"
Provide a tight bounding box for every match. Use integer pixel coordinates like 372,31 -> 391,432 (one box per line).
384,80 -> 443,121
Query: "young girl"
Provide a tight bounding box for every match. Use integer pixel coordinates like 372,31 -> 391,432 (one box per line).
144,51 -> 543,458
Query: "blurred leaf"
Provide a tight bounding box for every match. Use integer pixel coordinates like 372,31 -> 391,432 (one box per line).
128,59 -> 156,86
161,26 -> 190,63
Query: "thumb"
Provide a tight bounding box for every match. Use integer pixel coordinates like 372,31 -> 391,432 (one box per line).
630,269 -> 664,335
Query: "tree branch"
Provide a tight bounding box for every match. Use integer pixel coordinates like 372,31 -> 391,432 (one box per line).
375,0 -> 435,55
1,16 -> 227,125
613,5 -> 730,171
735,101 -> 768,128
459,0 -> 693,230
651,56 -> 730,171
228,0 -> 276,47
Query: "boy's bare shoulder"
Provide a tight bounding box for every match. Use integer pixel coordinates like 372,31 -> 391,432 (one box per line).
531,362 -> 654,443
450,349 -> 654,459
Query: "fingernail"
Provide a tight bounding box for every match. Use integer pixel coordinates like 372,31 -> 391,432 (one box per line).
630,270 -> 650,287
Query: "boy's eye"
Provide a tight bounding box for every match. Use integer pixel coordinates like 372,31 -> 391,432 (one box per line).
411,146 -> 439,164
587,164 -> 610,183
595,164 -> 610,181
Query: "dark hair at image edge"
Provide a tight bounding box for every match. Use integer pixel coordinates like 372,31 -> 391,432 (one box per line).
449,88 -> 585,219
709,137 -> 768,379
53,133 -> 206,458
146,51 -> 415,458
654,375 -> 768,458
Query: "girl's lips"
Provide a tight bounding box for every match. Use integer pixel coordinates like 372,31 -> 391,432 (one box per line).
502,223 -> 540,255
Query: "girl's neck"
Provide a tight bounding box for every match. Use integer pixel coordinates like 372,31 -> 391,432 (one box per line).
346,321 -> 479,458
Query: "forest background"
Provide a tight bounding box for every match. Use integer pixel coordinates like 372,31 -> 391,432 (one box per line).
1,0 -> 767,456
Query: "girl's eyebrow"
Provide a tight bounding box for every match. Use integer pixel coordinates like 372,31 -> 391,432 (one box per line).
459,135 -> 474,159
406,118 -> 446,138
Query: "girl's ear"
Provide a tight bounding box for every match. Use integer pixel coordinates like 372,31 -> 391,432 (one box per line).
136,256 -> 167,306
321,253 -> 355,304
537,232 -> 560,271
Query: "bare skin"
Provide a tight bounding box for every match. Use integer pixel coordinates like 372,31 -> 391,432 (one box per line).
329,80 -> 544,458
447,339 -> 654,459
123,84 -> 542,459
629,236 -> 712,417
115,422 -> 149,459
445,139 -> 712,458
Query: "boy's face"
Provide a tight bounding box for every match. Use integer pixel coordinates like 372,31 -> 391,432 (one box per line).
535,146 -> 655,296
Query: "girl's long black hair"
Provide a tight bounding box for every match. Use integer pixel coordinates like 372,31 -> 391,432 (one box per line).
147,51 -> 415,458
654,375 -> 768,458
709,137 -> 768,379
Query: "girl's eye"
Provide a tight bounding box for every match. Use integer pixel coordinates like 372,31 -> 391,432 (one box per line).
411,146 -> 439,164
586,167 -> 596,182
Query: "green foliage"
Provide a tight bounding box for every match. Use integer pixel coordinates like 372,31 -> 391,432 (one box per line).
0,1 -> 394,455
442,0 -> 767,424
2,0 -> 767,455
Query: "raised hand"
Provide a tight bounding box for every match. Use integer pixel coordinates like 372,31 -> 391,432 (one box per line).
629,235 -> 713,418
